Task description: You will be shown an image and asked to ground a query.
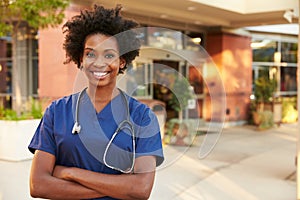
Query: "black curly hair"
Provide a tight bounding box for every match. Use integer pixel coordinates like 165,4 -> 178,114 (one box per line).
62,4 -> 141,73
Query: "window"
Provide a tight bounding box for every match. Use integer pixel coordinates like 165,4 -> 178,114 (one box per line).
281,67 -> 297,92
252,39 -> 277,62
148,27 -> 183,50
251,34 -> 297,96
30,34 -> 39,97
0,29 -> 39,108
0,37 -> 12,108
281,42 -> 297,63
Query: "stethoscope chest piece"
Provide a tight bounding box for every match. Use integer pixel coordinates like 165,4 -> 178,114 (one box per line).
72,122 -> 81,134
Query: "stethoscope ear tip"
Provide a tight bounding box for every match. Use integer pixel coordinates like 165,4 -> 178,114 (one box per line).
72,122 -> 81,134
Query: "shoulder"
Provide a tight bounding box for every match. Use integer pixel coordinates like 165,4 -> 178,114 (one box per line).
125,94 -> 151,115
46,92 -> 78,113
129,96 -> 148,109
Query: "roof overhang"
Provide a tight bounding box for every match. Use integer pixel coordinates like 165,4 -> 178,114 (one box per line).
72,0 -> 299,31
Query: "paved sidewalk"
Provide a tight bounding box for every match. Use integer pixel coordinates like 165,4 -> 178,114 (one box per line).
151,124 -> 297,200
0,124 -> 297,200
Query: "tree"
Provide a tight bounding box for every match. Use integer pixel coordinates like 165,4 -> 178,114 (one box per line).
0,0 -> 69,36
0,0 -> 69,115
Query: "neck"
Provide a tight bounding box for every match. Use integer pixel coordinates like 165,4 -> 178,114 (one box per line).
86,85 -> 119,103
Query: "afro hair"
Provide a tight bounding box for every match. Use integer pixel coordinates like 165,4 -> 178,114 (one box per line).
62,4 -> 141,73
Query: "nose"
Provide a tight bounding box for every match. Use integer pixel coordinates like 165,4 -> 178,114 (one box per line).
93,55 -> 107,68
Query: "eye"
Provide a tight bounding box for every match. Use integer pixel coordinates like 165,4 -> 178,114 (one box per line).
104,53 -> 116,59
86,51 -> 96,58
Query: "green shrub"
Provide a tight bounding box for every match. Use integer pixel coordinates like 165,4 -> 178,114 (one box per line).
282,97 -> 298,123
257,110 -> 274,130
0,98 -> 43,120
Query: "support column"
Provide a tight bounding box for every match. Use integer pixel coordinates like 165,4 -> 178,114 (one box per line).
12,24 -> 29,114
206,30 -> 252,125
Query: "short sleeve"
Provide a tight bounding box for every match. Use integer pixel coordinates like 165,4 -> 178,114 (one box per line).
135,108 -> 164,167
28,102 -> 57,156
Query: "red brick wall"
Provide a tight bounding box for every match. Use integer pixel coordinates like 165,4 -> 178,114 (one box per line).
38,5 -> 87,101
206,32 -> 252,122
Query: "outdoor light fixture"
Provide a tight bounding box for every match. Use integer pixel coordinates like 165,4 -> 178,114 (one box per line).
192,37 -> 201,44
283,10 -> 293,23
283,9 -> 298,23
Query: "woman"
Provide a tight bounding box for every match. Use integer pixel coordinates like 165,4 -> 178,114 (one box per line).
28,5 -> 164,200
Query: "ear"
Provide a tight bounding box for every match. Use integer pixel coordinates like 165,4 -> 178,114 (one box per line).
120,58 -> 126,69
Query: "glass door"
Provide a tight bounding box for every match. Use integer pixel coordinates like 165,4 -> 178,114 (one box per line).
117,58 -> 153,99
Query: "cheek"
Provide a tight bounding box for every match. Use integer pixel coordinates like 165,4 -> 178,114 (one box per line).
81,59 -> 88,67
82,58 -> 94,66
110,60 -> 121,69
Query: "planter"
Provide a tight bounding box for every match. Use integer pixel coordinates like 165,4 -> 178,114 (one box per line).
252,110 -> 274,130
164,118 -> 197,146
0,119 -> 40,161
251,100 -> 282,129
252,111 -> 260,125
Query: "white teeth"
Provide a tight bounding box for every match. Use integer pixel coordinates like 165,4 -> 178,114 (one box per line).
93,72 -> 108,77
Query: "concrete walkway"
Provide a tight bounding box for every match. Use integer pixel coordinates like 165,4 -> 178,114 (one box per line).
0,124 -> 297,200
151,124 -> 297,200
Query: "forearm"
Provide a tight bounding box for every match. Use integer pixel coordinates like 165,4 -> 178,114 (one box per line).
30,173 -> 104,199
29,150 -> 104,199
65,168 -> 155,200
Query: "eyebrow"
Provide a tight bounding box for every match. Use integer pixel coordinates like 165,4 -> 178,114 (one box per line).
84,47 -> 118,53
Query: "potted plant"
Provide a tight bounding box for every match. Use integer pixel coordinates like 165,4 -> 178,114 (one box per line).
163,76 -> 196,145
251,75 -> 277,129
168,77 -> 193,121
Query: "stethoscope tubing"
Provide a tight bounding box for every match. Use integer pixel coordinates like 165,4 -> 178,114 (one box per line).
73,88 -> 136,173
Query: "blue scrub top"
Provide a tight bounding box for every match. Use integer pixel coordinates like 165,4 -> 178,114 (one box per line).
28,89 -> 164,200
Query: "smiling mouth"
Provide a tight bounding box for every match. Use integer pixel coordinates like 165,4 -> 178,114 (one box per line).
93,71 -> 109,78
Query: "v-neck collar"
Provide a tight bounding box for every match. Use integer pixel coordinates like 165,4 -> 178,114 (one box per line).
82,89 -> 123,117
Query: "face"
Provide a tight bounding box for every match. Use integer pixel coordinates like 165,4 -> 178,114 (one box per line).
81,34 -> 125,88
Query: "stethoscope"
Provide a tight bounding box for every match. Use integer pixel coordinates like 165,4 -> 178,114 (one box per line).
72,88 -> 136,173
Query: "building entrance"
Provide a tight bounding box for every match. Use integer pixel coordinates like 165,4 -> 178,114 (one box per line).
152,60 -> 179,120
117,48 -> 205,121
